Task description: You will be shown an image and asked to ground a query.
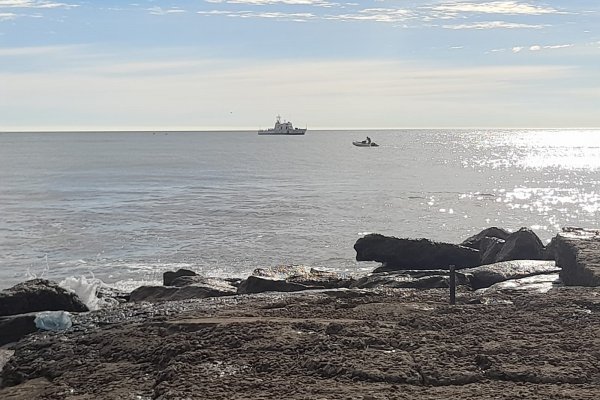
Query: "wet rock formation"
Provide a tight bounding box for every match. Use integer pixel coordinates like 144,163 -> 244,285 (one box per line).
460,227 -> 510,250
355,234 -> 480,271
0,279 -> 88,317
237,266 -> 353,295
356,228 -> 548,271
163,268 -> 196,286
130,277 -> 238,302
494,228 -> 545,262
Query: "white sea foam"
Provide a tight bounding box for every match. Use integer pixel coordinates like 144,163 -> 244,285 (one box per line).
60,275 -> 111,311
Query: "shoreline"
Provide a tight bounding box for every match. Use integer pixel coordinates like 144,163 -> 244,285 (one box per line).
2,226 -> 600,398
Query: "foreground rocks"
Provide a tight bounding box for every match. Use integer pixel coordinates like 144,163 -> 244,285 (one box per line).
0,279 -> 88,317
2,287 -> 600,399
2,225 -> 600,398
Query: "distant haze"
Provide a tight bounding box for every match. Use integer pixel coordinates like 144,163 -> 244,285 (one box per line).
0,1 -> 599,130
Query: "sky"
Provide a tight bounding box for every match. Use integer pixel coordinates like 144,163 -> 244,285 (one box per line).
0,0 -> 599,130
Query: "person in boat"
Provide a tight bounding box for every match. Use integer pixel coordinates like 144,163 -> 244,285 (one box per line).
365,136 -> 371,144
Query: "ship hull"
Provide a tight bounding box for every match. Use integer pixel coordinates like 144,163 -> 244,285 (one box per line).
258,129 -> 306,135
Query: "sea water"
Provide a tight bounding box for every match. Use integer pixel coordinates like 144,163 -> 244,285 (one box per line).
0,129 -> 599,290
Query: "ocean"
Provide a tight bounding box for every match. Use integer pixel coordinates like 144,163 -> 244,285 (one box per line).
1,129 -> 599,290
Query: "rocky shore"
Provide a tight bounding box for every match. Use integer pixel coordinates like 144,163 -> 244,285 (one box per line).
1,227 -> 600,399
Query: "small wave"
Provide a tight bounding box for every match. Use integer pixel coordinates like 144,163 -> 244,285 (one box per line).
60,275 -> 110,311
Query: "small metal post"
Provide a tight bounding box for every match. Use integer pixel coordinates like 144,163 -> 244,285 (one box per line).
449,265 -> 456,305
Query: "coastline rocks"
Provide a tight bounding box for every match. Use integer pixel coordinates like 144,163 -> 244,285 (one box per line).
163,268 -> 196,286
494,228 -> 545,263
237,276 -> 321,294
237,266 -> 353,294
350,270 -> 471,289
355,234 -> 480,272
356,228 -> 549,273
462,227 -> 546,265
170,275 -> 242,288
462,260 -> 560,290
479,237 -> 505,265
0,279 -> 88,317
554,228 -> 600,286
460,227 -> 510,250
352,261 -> 559,291
130,277 -> 238,302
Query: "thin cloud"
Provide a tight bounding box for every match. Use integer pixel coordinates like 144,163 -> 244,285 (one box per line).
147,7 -> 186,15
527,44 -> 574,52
497,43 -> 574,54
197,10 -> 231,16
429,1 -> 565,17
208,10 -> 315,21
544,44 -> 573,50
239,11 -> 314,20
0,12 -> 17,20
0,0 -> 78,9
325,8 -> 415,22
444,21 -> 544,29
198,8 -> 315,20
206,0 -> 338,7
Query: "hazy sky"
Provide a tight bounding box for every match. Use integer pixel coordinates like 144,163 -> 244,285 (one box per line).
0,1 -> 599,130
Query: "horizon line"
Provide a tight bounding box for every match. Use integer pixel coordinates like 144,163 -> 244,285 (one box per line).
2,127 -> 600,133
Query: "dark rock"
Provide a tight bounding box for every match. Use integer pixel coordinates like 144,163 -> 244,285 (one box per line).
0,315 -> 37,346
543,236 -> 558,261
351,270 -> 471,289
171,275 -> 206,287
96,285 -> 130,303
462,260 -> 560,290
0,279 -> 88,317
247,266 -> 353,290
237,276 -> 321,294
479,237 -> 505,265
461,227 -> 510,250
354,234 -> 480,272
163,269 -> 196,286
170,275 -> 241,289
130,277 -> 237,302
554,228 -> 600,286
494,228 -> 545,263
